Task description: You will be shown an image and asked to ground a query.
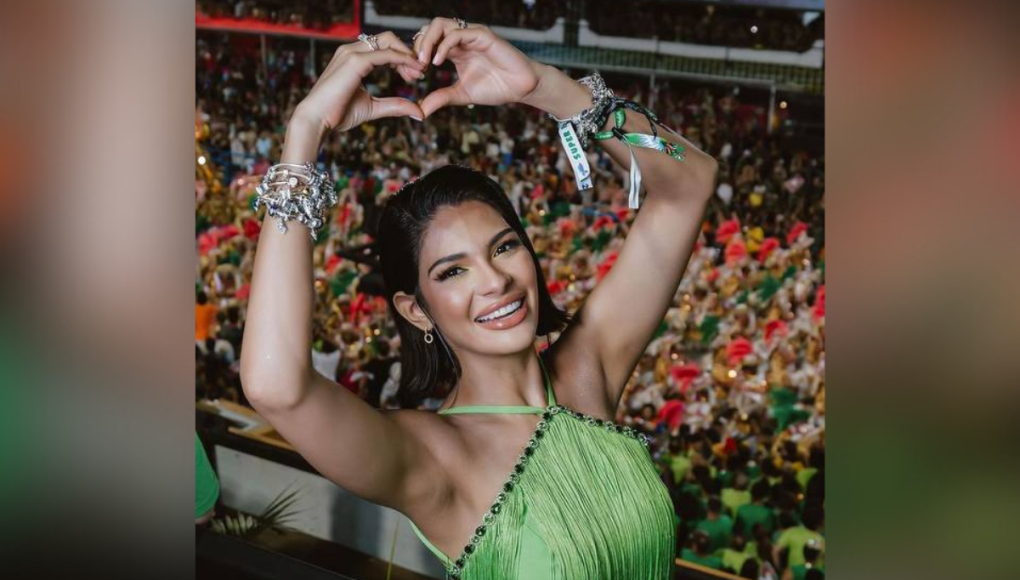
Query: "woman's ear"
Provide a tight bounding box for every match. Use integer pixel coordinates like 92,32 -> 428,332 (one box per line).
393,291 -> 431,332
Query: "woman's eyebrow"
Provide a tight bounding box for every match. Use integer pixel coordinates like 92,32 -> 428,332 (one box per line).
427,227 -> 515,276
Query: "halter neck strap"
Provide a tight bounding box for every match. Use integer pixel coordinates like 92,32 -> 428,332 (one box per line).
436,352 -> 556,416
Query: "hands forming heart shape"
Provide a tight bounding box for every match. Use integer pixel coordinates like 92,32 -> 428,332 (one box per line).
292,18 -> 544,135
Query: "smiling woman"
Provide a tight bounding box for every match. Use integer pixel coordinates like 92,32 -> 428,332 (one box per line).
240,17 -> 716,580
379,165 -> 572,408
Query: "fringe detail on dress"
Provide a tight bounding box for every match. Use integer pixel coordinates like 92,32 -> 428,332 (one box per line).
459,409 -> 675,579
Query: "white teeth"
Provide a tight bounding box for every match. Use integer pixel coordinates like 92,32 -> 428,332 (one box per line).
477,300 -> 522,323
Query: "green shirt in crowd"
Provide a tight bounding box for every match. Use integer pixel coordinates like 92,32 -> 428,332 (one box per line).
797,467 -> 818,490
776,526 -> 824,568
720,548 -> 752,574
681,548 -> 723,570
669,453 -> 692,484
196,433 -> 220,519
721,487 -> 751,518
736,502 -> 776,537
695,515 -> 734,552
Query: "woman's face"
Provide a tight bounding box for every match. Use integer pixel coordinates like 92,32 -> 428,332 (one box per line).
416,201 -> 538,357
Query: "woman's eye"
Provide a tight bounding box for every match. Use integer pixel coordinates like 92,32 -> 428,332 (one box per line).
495,239 -> 520,256
438,266 -> 463,281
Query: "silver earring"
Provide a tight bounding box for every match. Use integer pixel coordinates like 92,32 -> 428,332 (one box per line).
424,328 -> 434,344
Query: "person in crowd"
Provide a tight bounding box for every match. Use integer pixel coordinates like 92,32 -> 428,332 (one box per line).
695,496 -> 734,552
782,538 -> 823,580
737,477 -> 776,538
774,503 -> 825,570
195,433 -> 220,525
195,291 -> 218,344
681,531 -> 723,570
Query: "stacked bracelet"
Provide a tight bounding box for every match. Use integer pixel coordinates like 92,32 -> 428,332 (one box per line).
550,72 -> 687,209
552,73 -> 616,150
254,162 -> 337,239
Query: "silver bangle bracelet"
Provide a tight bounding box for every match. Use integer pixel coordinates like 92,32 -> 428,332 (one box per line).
254,162 -> 337,239
549,72 -> 615,150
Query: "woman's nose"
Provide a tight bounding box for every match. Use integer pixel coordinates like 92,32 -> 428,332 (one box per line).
477,260 -> 512,296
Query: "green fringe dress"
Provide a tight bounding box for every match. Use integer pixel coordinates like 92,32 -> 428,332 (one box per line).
409,353 -> 676,579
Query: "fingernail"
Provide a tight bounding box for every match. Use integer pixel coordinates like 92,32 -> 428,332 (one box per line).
410,116 -> 422,122
418,50 -> 425,62
419,72 -> 425,80
431,54 -> 440,66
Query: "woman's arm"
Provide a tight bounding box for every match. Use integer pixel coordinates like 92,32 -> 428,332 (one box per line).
523,65 -> 719,412
239,34 -> 438,510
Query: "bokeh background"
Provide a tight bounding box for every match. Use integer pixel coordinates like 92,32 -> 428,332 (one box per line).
0,0 -> 1017,578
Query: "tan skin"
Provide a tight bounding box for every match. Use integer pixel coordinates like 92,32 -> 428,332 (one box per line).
240,19 -> 718,561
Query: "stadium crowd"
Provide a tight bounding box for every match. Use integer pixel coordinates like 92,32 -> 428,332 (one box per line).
586,0 -> 824,52
196,0 -> 356,31
195,30 -> 825,580
196,0 -> 823,52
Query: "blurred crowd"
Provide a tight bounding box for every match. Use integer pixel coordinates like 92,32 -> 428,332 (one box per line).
587,0 -> 824,52
196,0 -> 356,31
196,0 -> 823,52
195,30 -> 825,580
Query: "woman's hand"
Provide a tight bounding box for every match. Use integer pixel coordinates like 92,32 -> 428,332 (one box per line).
413,18 -> 542,118
289,32 -> 426,143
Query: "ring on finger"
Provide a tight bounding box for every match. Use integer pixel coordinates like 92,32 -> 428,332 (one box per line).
357,33 -> 380,51
454,18 -> 468,29
412,31 -> 425,42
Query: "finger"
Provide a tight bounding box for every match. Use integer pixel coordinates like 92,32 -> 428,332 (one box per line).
432,28 -> 479,67
368,96 -> 425,123
321,42 -> 358,78
411,25 -> 428,59
348,49 -> 425,76
349,33 -> 422,83
419,84 -> 469,118
375,31 -> 415,58
417,17 -> 458,65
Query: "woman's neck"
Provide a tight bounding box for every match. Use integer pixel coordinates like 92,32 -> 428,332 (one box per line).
439,348 -> 548,409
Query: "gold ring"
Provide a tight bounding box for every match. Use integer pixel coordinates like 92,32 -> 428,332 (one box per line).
454,18 -> 468,29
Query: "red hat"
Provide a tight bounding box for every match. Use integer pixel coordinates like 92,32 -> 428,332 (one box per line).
765,319 -> 789,342
670,363 -> 701,392
725,238 -> 747,265
325,254 -> 343,275
813,284 -> 825,320
558,217 -> 578,238
726,337 -> 754,366
787,221 -> 809,245
656,399 -> 685,431
243,217 -> 261,241
592,215 -> 614,232
716,218 -> 741,245
757,237 -> 780,264
596,251 -> 619,282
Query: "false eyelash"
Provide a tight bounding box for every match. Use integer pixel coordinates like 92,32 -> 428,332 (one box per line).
496,239 -> 521,254
437,266 -> 463,281
437,240 -> 521,282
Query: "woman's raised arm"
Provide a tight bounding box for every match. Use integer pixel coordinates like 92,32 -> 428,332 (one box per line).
239,34 -> 439,510
521,66 -> 719,412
